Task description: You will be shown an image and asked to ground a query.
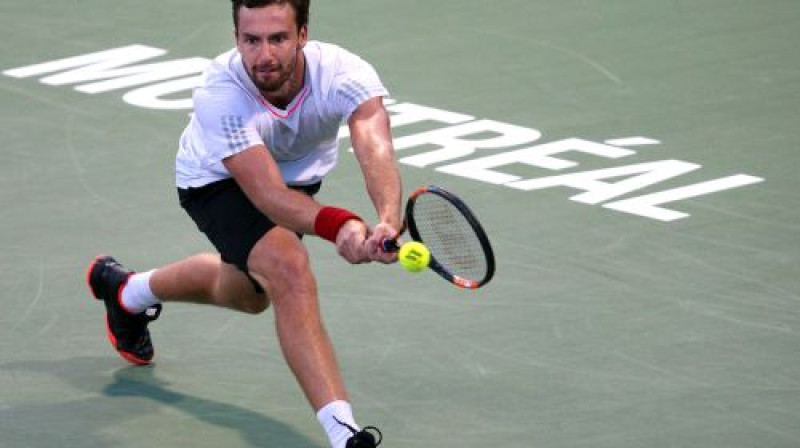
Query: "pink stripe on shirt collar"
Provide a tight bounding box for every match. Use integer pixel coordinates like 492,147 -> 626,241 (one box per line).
259,86 -> 310,119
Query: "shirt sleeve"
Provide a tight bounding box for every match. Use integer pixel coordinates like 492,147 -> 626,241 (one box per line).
328,51 -> 389,120
190,83 -> 266,166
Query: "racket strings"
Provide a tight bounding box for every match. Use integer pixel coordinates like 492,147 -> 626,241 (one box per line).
412,194 -> 488,281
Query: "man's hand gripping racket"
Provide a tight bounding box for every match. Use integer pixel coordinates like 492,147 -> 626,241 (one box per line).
381,185 -> 495,289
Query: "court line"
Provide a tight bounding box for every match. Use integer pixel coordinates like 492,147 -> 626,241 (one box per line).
10,264 -> 45,334
64,113 -> 120,209
478,29 -> 622,85
0,82 -> 95,117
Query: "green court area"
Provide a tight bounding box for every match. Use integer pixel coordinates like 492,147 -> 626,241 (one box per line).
1,1 -> 799,447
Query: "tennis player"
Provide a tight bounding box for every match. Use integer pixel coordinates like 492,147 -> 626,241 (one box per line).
86,1 -> 400,447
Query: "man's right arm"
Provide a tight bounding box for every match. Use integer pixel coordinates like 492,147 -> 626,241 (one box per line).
223,144 -> 320,234
222,145 -> 369,263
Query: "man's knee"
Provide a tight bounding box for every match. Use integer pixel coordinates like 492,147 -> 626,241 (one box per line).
248,235 -> 315,300
211,258 -> 272,314
238,294 -> 271,314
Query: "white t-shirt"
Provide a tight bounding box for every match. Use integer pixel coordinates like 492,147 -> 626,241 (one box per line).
175,41 -> 389,188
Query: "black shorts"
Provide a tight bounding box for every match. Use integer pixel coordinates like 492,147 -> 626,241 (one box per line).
178,178 -> 321,290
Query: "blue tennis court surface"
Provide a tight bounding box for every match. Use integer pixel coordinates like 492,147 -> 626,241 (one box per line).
1,1 -> 799,447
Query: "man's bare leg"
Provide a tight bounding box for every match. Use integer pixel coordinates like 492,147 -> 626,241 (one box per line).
247,227 -> 347,410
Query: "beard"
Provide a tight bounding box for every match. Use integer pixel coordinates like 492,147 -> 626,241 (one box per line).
249,51 -> 298,95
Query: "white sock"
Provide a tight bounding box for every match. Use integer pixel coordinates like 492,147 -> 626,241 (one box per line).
120,270 -> 160,314
316,400 -> 359,448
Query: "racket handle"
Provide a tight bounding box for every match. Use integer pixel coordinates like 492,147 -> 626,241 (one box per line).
381,238 -> 400,253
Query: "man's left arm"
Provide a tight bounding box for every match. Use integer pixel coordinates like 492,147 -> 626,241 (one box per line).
348,96 -> 403,261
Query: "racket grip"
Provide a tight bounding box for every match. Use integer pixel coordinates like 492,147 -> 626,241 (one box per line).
381,238 -> 400,253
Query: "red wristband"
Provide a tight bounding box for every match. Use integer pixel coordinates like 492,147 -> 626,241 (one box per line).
314,206 -> 362,243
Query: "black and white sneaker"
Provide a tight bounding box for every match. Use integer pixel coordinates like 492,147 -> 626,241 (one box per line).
86,255 -> 161,365
335,417 -> 383,448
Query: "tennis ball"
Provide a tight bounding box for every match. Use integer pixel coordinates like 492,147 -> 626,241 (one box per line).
398,241 -> 431,272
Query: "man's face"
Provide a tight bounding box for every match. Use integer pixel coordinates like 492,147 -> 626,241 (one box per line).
235,3 -> 307,98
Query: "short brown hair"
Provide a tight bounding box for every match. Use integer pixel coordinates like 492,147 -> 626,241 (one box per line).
231,0 -> 310,31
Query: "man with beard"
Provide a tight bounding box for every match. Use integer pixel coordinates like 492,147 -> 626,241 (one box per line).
86,1 -> 400,447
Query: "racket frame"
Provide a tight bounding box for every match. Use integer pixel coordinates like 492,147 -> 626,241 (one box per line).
387,185 -> 495,289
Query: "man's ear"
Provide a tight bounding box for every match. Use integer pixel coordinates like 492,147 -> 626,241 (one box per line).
298,25 -> 308,47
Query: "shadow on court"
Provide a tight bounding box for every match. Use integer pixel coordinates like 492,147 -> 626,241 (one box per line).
0,358 -> 322,448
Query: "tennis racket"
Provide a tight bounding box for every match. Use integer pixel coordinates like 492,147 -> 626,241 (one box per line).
382,185 -> 495,289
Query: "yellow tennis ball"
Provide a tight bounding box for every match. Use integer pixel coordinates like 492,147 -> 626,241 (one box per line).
398,241 -> 431,272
